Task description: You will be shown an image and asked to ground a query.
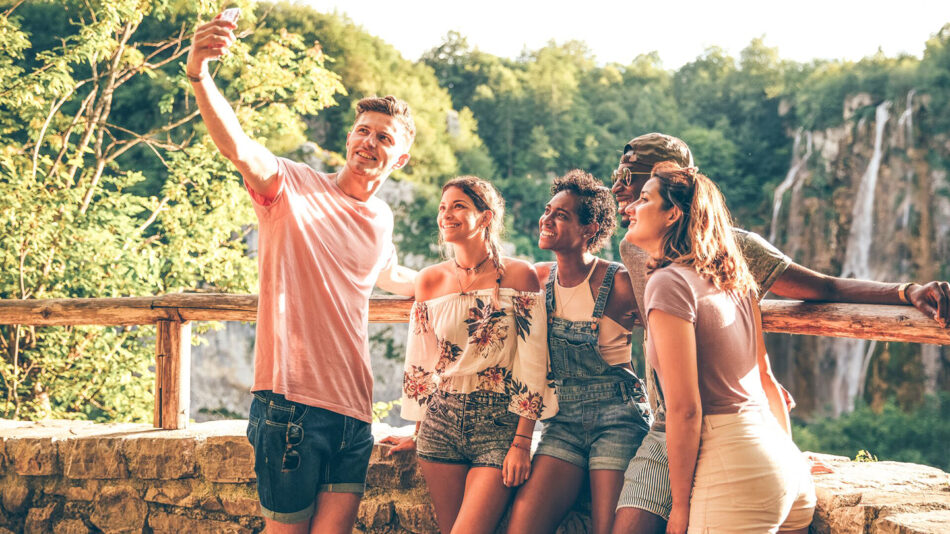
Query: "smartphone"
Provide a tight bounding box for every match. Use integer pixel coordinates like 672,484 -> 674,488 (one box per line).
219,7 -> 241,23
211,8 -> 240,61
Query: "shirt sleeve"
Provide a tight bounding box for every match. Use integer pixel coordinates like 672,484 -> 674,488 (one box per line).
399,301 -> 439,421
507,294 -> 558,420
733,228 -> 792,296
644,267 -> 697,324
243,156 -> 289,210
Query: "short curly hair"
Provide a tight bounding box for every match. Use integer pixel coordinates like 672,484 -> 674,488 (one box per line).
551,169 -> 617,253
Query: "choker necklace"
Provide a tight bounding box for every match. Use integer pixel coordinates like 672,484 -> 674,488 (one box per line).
453,254 -> 491,274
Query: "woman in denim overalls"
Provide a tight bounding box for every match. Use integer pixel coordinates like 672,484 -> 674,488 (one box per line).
507,170 -> 652,534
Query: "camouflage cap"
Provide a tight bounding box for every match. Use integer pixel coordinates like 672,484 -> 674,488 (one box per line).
623,133 -> 694,170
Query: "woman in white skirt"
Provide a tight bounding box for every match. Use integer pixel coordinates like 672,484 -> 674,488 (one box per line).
622,161 -> 815,534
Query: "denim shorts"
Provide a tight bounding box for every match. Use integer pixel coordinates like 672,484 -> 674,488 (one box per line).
535,380 -> 649,471
416,390 -> 518,469
246,391 -> 374,524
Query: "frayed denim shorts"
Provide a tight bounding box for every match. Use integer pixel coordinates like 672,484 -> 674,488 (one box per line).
535,380 -> 650,471
416,390 -> 518,469
247,390 -> 373,524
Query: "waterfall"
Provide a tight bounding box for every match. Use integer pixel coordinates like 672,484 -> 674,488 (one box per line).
841,101 -> 891,279
831,101 -> 891,416
770,129 -> 813,244
897,89 -> 916,149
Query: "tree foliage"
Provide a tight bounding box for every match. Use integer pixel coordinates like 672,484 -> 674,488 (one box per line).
0,0 -> 343,420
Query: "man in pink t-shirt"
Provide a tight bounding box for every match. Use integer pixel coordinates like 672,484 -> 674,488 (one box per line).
188,16 -> 416,533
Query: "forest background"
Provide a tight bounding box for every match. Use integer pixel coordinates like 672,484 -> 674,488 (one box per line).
1,0 -> 948,469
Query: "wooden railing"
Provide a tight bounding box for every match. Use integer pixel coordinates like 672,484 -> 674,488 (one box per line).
1,293 -> 948,429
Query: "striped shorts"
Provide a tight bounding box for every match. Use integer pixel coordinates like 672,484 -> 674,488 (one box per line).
616,428 -> 671,519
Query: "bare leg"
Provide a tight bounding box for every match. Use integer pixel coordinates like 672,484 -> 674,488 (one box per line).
419,459 -> 470,534
264,518 -> 309,534
308,492 -> 361,534
589,469 -> 625,534
780,528 -> 810,534
451,466 -> 515,534
612,507 -> 666,534
507,455 -> 586,534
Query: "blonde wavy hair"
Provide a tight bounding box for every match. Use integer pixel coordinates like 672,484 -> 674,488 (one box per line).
648,161 -> 758,297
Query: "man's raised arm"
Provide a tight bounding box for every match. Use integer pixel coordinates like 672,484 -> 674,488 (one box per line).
186,15 -> 278,199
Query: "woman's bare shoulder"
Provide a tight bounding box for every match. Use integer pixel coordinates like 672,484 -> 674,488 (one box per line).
502,257 -> 541,292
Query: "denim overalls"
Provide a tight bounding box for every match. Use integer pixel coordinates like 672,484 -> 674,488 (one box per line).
534,262 -> 652,470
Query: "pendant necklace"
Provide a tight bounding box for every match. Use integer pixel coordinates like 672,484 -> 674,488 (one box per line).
454,254 -> 492,295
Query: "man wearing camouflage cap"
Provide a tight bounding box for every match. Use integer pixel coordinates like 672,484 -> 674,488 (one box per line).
610,133 -> 950,534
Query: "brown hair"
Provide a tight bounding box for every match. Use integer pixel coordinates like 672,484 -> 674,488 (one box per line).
355,95 -> 416,144
551,169 -> 616,253
441,176 -> 507,302
648,161 -> 757,296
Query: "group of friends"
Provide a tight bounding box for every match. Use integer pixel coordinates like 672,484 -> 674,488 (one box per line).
188,14 -> 950,534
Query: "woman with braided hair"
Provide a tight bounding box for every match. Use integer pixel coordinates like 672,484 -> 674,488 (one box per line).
622,161 -> 814,533
382,176 -> 556,534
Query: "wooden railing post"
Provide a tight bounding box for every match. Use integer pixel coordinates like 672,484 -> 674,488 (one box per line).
154,320 -> 191,429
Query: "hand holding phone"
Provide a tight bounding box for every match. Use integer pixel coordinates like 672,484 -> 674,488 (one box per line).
209,8 -> 240,61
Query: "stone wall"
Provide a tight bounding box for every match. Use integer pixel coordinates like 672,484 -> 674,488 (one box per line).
1,420 -> 947,533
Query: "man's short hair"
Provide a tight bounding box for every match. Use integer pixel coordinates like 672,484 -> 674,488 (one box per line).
356,95 -> 416,145
623,133 -> 693,171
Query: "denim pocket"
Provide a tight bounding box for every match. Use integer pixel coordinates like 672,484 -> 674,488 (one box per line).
263,397 -> 310,429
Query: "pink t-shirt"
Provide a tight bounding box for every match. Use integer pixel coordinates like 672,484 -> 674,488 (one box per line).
644,264 -> 767,415
246,157 -> 396,422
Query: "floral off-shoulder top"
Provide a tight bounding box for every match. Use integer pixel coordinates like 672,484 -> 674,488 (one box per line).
400,288 -> 558,421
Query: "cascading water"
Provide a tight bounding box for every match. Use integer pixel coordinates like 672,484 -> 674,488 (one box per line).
770,129 -> 812,244
831,100 -> 891,415
897,89 -> 916,149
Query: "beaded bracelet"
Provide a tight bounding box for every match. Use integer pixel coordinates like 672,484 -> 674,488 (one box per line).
510,440 -> 530,451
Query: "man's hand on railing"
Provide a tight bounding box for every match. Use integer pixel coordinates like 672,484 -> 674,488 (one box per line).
907,281 -> 950,328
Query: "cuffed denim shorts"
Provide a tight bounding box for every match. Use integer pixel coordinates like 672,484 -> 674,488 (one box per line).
535,380 -> 650,471
247,390 -> 374,524
416,390 -> 517,469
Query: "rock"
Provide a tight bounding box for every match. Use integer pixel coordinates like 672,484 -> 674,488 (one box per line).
148,509 -> 252,534
394,501 -> 438,534
61,436 -> 127,479
54,480 -> 106,501
366,445 -> 417,489
1,483 -> 30,514
218,486 -> 260,517
54,519 -> 91,534
873,510 -> 950,533
143,480 -> 197,507
811,459 -> 950,534
8,437 -> 60,476
123,434 -> 197,479
89,486 -> 146,533
358,497 -> 394,528
195,434 -> 255,483
843,92 -> 873,121
24,503 -> 58,533
555,511 -> 592,534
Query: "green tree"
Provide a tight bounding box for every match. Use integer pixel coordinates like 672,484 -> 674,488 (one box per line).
0,0 -> 343,421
